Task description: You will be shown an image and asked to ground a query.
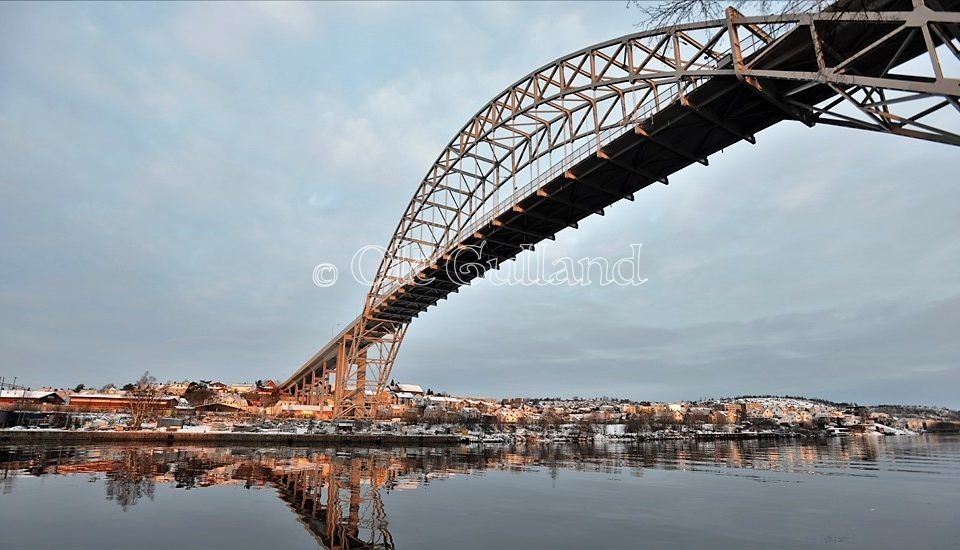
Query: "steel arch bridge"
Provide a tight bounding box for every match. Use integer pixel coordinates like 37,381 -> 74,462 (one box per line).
280,0 -> 960,418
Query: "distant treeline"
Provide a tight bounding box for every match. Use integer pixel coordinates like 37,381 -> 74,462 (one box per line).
729,395 -> 857,408
521,396 -> 633,403
871,404 -> 960,420
508,394 -> 959,417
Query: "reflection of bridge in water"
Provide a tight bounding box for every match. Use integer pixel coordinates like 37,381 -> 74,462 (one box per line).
277,0 -> 960,418
0,436 -> 960,550
7,438 -> 960,548
275,457 -> 395,549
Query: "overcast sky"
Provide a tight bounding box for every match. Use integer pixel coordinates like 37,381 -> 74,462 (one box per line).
2,2 -> 958,406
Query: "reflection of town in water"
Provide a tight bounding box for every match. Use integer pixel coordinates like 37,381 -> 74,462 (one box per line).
2,437 -> 958,548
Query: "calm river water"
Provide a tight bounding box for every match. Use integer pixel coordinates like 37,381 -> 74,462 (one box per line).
1,435 -> 958,549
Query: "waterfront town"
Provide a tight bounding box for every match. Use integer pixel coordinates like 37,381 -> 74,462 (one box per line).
2,375 -> 957,440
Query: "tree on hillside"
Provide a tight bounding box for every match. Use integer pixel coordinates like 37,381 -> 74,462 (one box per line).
127,371 -> 160,429
626,411 -> 654,434
183,381 -> 214,407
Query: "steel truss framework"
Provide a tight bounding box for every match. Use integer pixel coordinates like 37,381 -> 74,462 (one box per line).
281,0 -> 960,418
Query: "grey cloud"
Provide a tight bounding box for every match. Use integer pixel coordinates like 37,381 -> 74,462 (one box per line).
402,293 -> 960,406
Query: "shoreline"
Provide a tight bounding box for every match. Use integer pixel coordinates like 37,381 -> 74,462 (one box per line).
0,429 -> 463,446
2,429 -> 944,447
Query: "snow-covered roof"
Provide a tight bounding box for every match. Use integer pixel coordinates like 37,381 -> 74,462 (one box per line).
395,383 -> 424,394
68,393 -> 177,400
68,392 -> 129,399
395,392 -> 415,399
427,396 -> 459,403
0,390 -> 59,399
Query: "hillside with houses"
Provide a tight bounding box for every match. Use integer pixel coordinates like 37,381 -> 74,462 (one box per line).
2,376 -> 958,437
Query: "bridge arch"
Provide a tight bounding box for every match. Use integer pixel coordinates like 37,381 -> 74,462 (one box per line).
281,0 -> 960,417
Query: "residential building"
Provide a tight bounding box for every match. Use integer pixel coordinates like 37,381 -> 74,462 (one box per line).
0,390 -> 67,406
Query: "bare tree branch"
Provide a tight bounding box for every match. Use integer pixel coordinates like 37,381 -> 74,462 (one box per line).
629,0 -> 831,29
127,370 -> 160,429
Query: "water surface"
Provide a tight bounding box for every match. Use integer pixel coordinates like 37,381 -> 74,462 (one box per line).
1,436 -> 958,549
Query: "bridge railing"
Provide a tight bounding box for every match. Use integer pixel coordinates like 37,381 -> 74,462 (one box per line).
371,125 -> 628,309
369,9 -> 837,312
454,127 -> 626,245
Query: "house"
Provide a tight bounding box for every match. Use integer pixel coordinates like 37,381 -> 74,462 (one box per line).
656,410 -> 685,424
814,410 -> 844,425
389,382 -> 426,405
389,382 -> 424,395
229,382 -> 255,394
377,403 -> 407,419
498,408 -> 525,423
0,390 -> 67,406
719,403 -> 744,422
68,393 -> 178,412
174,400 -> 195,417
746,406 -> 776,420
710,410 -> 730,425
425,395 -> 461,410
218,393 -> 249,409
588,409 -> 617,422
651,403 -> 670,415
162,381 -> 192,396
256,380 -> 279,394
393,392 -> 416,404
686,407 -> 714,424
779,411 -> 801,425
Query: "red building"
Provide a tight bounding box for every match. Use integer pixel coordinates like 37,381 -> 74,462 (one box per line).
0,390 -> 67,406
68,393 -> 178,412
